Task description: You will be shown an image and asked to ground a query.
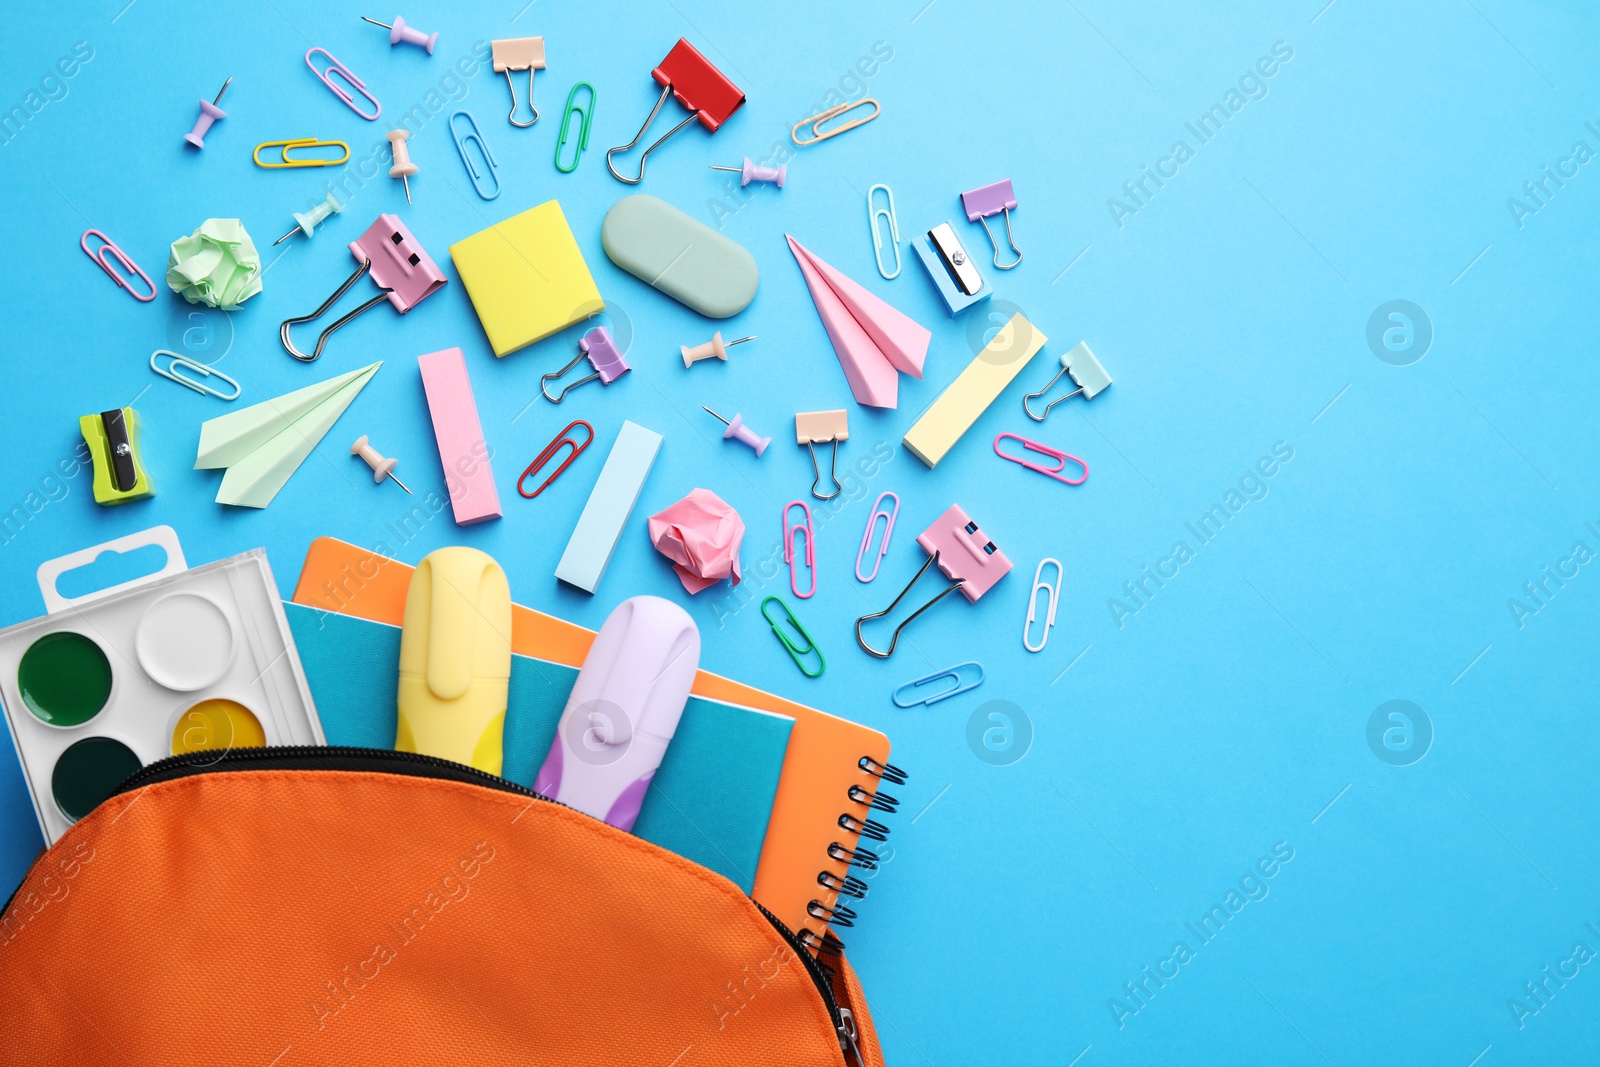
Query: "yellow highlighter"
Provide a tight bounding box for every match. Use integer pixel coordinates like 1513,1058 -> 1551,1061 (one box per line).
396,547 -> 512,774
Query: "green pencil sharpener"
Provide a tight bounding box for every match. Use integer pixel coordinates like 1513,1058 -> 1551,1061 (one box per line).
79,408 -> 154,505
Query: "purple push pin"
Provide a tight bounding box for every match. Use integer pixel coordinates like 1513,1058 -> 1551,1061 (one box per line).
361,14 -> 438,54
702,406 -> 771,456
540,326 -> 632,403
709,157 -> 786,188
183,77 -> 231,149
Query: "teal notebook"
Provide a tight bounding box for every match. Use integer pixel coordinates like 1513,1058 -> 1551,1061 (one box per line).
282,603 -> 793,893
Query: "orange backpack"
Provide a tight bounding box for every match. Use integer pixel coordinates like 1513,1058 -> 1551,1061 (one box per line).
0,747 -> 884,1066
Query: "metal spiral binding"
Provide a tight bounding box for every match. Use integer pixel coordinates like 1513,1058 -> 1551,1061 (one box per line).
857,755 -> 907,785
808,900 -> 858,928
805,756 -> 908,957
848,782 -> 899,813
828,841 -> 879,870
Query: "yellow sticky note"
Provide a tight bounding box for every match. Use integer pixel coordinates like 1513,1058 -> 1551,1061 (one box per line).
902,314 -> 1047,468
449,200 -> 604,357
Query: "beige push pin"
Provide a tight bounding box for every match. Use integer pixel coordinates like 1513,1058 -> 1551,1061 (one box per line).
681,331 -> 755,368
351,434 -> 411,494
387,129 -> 418,204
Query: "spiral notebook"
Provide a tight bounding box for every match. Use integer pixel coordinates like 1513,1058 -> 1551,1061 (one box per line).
291,537 -> 900,949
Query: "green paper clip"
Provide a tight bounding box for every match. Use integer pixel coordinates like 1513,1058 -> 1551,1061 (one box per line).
761,596 -> 824,678
554,82 -> 595,174
79,408 -> 154,505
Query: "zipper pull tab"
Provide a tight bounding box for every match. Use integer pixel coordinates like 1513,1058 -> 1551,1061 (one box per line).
838,1008 -> 867,1067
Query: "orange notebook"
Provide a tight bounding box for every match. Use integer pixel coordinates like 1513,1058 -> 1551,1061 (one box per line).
291,537 -> 894,946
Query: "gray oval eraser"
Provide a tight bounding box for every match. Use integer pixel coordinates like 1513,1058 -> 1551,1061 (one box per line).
601,194 -> 759,318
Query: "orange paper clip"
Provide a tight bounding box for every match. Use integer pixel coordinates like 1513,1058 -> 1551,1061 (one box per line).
994,433 -> 1088,485
81,230 -> 156,302
791,98 -> 880,146
518,419 -> 593,498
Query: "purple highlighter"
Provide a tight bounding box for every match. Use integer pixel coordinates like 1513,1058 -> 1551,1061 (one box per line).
534,596 -> 700,831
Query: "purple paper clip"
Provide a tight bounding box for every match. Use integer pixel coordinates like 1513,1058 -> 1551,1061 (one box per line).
306,48 -> 381,121
81,229 -> 156,303
855,491 -> 898,583
960,179 -> 1022,269
784,500 -> 816,599
541,326 -> 632,403
855,504 -> 1013,658
280,214 -> 446,361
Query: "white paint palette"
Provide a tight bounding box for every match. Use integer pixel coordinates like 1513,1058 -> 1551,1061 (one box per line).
0,526 -> 323,844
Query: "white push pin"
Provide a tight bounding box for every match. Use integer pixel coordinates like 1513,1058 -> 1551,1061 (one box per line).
360,15 -> 438,54
709,158 -> 786,188
681,331 -> 755,368
273,192 -> 344,245
387,129 -> 418,204
351,435 -> 411,494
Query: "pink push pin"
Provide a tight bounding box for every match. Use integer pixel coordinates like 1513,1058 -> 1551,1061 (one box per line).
183,77 -> 232,148
681,331 -> 756,368
387,129 -> 418,204
350,435 -> 412,494
361,15 -> 438,54
702,406 -> 770,456
709,158 -> 786,188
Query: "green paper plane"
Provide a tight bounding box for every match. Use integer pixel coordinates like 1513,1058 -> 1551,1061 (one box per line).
195,362 -> 381,507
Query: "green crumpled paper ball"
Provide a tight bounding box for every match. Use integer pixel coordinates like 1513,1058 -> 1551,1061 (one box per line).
166,218 -> 263,310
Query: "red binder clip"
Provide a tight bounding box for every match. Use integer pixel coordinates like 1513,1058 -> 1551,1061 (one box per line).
855,504 -> 1013,658
280,214 -> 446,361
606,38 -> 745,184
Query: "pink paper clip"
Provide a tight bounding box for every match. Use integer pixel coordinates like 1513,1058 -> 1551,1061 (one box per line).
606,38 -> 745,183
784,500 -> 816,599
280,214 -> 446,361
305,48 -> 382,121
80,230 -> 156,303
994,432 -> 1088,485
855,491 -> 898,583
855,504 -> 1013,658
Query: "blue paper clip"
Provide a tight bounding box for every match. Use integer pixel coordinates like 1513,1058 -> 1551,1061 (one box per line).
555,82 -> 596,174
891,662 -> 984,708
761,596 -> 824,678
449,111 -> 500,200
867,184 -> 901,280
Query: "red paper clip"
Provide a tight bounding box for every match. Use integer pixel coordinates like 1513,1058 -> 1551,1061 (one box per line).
81,230 -> 156,302
994,433 -> 1088,485
519,420 -> 593,498
606,38 -> 745,183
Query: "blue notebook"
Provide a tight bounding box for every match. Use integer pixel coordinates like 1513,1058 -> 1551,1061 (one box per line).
283,603 -> 793,893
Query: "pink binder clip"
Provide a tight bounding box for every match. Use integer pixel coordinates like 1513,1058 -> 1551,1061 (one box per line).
994,433 -> 1088,485
855,504 -> 1013,658
81,230 -> 156,303
280,214 -> 446,361
606,38 -> 745,184
783,500 -> 815,599
305,48 -> 382,121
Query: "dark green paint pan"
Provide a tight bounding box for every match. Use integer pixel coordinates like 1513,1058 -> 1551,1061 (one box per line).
52,736 -> 142,821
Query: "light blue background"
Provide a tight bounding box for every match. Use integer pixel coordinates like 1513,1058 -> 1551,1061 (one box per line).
2,1 -> 1598,1063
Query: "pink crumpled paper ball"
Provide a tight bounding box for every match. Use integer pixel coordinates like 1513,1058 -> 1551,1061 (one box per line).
647,488 -> 744,595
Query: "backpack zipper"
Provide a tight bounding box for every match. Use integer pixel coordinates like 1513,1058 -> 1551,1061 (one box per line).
107,745 -> 854,1049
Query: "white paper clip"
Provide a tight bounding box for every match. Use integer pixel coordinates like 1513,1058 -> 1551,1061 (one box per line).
1024,558 -> 1061,653
149,350 -> 241,400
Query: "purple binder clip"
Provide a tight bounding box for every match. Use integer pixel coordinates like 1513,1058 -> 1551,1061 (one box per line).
960,179 -> 1022,270
540,326 -> 632,403
280,214 -> 447,361
534,596 -> 700,831
855,504 -> 1013,658
306,48 -> 382,121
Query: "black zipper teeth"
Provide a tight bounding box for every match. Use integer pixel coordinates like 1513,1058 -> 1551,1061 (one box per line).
110,746 -> 849,1035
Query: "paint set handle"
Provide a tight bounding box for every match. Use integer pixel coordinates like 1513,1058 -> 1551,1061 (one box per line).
36,525 -> 189,615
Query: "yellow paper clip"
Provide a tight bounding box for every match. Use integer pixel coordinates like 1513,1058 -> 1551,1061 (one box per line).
253,138 -> 351,169
792,98 -> 880,147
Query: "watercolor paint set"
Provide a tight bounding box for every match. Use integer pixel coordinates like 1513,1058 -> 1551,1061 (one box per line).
0,525 -> 322,843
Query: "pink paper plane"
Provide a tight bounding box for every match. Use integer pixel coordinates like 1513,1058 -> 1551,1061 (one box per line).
786,235 -> 931,409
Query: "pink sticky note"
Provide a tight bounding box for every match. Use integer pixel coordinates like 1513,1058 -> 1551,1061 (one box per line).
647,488 -> 744,594
418,347 -> 502,525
